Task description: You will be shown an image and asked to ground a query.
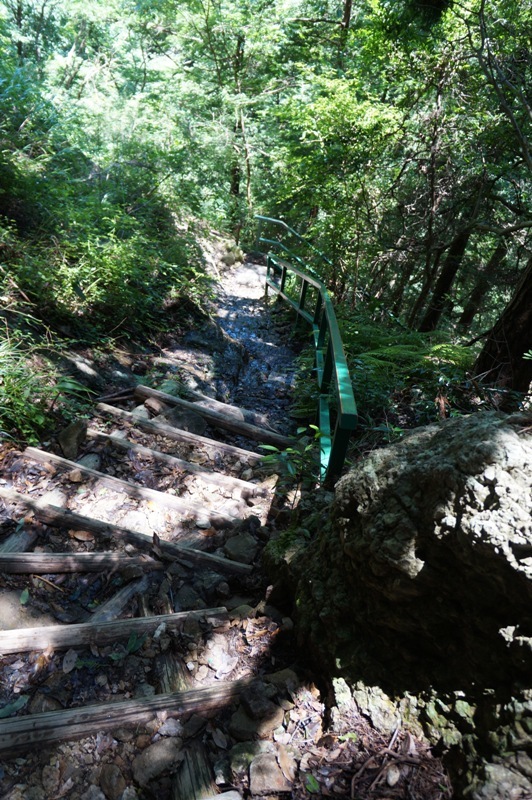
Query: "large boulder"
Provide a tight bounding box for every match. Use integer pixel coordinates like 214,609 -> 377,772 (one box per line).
295,411 -> 532,797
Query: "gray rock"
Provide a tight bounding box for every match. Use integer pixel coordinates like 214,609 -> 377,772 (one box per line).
204,793 -> 243,800
294,411 -> 532,797
58,419 -> 87,459
132,738 -> 184,786
131,405 -> 151,420
174,584 -> 206,611
157,407 -> 207,436
229,704 -> 285,741
224,532 -> 258,564
99,764 -> 126,800
230,741 -> 275,776
81,788 -> 107,800
249,753 -> 292,795
79,453 -> 101,471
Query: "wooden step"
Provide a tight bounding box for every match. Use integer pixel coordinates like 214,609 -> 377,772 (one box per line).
0,551 -> 162,573
0,679 -> 249,756
86,429 -> 266,497
23,447 -> 237,527
0,607 -> 228,654
0,487 -> 253,574
97,403 -> 263,462
134,384 -> 293,448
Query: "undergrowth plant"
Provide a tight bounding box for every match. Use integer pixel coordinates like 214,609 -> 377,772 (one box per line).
290,307 -> 476,449
0,328 -> 92,443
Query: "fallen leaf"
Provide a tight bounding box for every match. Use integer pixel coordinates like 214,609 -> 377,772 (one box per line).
278,745 -> 297,782
304,773 -> 320,794
63,649 -> 78,674
69,530 -> 94,542
386,764 -> 401,787
0,695 -> 29,718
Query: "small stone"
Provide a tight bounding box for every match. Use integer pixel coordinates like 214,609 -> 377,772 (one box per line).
229,704 -> 285,741
224,532 -> 258,564
241,688 -> 280,721
58,419 -> 87,459
67,468 -> 84,483
41,764 -> 60,796
264,669 -> 299,692
204,793 -> 243,800
81,787 -> 106,800
99,764 -> 126,800
79,453 -> 101,471
249,753 -> 292,794
230,741 -> 275,776
132,738 -> 184,787
158,718 -> 183,737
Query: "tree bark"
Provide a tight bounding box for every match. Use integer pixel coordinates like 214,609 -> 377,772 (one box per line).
458,238 -> 508,330
474,256 -> 532,393
418,227 -> 473,331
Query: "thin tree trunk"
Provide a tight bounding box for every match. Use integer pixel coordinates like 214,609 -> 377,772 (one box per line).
459,238 -> 507,330
474,256 -> 532,393
418,227 -> 473,332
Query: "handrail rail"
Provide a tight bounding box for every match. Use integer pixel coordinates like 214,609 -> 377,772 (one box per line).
255,215 -> 357,485
256,214 -> 334,272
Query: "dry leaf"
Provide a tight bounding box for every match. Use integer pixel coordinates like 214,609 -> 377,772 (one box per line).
212,728 -> 228,749
277,745 -> 297,782
69,530 -> 94,542
386,764 -> 401,787
62,649 -> 78,674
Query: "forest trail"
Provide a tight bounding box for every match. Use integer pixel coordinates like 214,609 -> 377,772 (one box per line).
0,262 -> 448,800
0,262 -> 308,799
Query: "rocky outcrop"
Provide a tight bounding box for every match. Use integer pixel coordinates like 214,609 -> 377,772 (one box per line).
295,411 -> 532,797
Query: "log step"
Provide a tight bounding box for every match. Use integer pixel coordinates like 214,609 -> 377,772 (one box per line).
134,384 -> 293,448
86,429 -> 266,497
0,551 -> 162,573
0,607 -> 228,654
23,447 -> 237,526
0,487 -> 253,575
0,679 -> 249,756
97,403 -> 263,462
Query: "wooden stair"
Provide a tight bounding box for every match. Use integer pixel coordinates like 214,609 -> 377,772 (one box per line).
0,386 -> 288,770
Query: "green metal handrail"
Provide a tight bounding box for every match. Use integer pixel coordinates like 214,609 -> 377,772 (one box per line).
255,215 -> 357,485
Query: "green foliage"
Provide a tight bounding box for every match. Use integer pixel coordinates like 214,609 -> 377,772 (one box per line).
260,425 -> 323,489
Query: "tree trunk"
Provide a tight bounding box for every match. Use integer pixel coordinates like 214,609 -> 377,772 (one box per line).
474,256 -> 532,393
418,227 -> 472,331
458,239 -> 508,330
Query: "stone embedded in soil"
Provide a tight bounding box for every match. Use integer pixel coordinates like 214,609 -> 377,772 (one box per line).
230,741 -> 276,776
224,532 -> 258,564
229,703 -> 285,741
263,668 -> 300,693
241,686 -> 281,721
249,753 -> 292,795
157,407 -> 207,435
58,419 -> 88,459
174,584 -> 206,610
78,453 -> 102,471
132,738 -> 184,786
99,763 -> 127,800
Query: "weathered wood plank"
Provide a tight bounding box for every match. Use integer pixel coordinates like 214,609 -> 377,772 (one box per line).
89,575 -> 150,623
97,403 -> 262,462
0,551 -> 162,573
173,742 -> 218,800
182,386 -> 275,430
0,680 -> 249,755
0,488 -> 253,575
0,528 -> 39,553
23,447 -> 236,526
0,608 -> 228,654
134,384 -> 292,448
86,429 -> 265,497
